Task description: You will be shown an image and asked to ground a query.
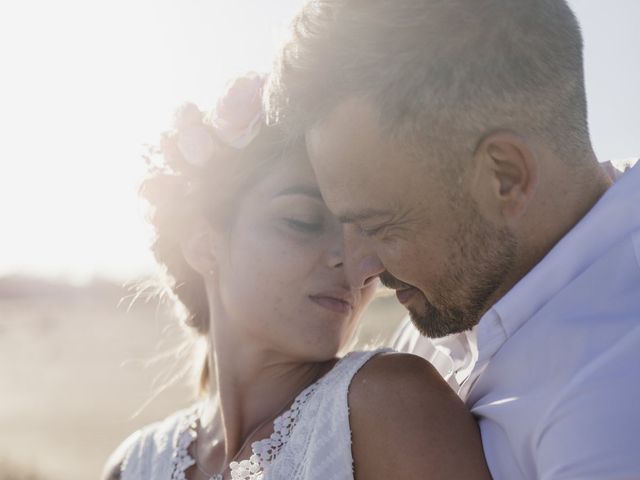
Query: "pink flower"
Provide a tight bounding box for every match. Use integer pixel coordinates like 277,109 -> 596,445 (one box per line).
208,72 -> 265,148
176,125 -> 217,167
173,102 -> 203,131
171,102 -> 217,167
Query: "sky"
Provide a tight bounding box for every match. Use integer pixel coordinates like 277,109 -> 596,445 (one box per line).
0,0 -> 638,284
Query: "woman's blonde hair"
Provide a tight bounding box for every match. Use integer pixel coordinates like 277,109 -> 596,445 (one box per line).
138,102 -> 300,396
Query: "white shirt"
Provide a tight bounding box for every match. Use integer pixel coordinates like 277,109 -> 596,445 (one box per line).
393,161 -> 640,479
391,319 -> 478,391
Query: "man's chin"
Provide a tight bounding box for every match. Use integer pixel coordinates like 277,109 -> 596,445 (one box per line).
407,302 -> 475,338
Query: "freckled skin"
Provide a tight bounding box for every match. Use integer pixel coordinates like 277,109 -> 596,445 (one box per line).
211,154 -> 377,360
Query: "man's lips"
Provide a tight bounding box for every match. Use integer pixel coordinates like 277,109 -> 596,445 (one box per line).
395,286 -> 419,304
309,294 -> 353,315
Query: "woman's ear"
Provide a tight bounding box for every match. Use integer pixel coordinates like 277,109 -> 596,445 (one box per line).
180,217 -> 218,278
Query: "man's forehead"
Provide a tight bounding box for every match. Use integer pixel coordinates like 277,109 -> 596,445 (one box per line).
307,98 -> 384,159
305,96 -> 422,219
315,169 -> 401,222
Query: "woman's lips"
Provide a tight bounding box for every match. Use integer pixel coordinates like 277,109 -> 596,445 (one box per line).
396,286 -> 418,305
309,295 -> 352,315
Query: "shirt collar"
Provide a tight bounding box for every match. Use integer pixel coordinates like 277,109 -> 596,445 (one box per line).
475,161 -> 640,364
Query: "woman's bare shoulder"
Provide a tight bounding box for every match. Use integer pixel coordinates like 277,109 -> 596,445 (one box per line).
351,351 -> 453,399
349,351 -> 491,480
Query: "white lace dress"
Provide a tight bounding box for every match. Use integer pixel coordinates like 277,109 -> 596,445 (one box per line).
120,348 -> 390,480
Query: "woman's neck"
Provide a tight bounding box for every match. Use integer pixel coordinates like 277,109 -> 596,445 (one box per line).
199,319 -> 335,469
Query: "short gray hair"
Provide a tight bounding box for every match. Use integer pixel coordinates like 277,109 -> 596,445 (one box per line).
268,0 -> 592,165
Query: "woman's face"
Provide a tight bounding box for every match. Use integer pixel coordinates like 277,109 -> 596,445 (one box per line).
210,154 -> 377,361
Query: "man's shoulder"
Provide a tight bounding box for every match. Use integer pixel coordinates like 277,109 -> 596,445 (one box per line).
532,322 -> 640,478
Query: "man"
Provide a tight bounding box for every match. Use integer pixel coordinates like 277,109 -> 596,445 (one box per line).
267,0 -> 640,478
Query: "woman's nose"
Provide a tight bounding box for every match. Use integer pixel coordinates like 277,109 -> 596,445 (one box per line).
324,224 -> 346,269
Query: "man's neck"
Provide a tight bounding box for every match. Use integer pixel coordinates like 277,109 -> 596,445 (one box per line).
484,154 -> 612,318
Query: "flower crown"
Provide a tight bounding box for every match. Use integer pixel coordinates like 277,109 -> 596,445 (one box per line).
164,72 -> 266,168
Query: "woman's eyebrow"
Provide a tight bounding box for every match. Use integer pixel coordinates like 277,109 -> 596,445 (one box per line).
274,185 -> 323,199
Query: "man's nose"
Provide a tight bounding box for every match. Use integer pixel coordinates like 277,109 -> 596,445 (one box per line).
343,225 -> 385,288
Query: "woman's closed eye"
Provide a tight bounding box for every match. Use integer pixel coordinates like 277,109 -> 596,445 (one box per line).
285,217 -> 325,234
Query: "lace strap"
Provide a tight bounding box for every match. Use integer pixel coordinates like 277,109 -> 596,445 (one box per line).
119,403 -> 202,480
229,376 -> 322,479
170,405 -> 200,479
244,349 -> 393,478
262,348 -> 394,479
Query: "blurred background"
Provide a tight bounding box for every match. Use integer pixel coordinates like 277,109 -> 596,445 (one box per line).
0,0 -> 638,478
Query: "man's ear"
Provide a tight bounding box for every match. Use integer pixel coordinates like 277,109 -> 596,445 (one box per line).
180,217 -> 218,278
469,130 -> 538,223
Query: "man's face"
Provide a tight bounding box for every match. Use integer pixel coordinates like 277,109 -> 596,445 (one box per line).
307,98 -> 517,337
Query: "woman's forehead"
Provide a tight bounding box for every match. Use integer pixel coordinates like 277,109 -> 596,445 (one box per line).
256,154 -> 319,196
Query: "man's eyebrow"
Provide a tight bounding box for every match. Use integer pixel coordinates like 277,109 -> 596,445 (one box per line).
338,209 -> 393,224
274,185 -> 323,199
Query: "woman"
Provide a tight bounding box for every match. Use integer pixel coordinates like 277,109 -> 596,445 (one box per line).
102,73 -> 491,480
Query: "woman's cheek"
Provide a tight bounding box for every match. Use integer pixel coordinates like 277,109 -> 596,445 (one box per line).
364,282 -> 379,304
355,285 -> 377,318
273,227 -> 325,262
